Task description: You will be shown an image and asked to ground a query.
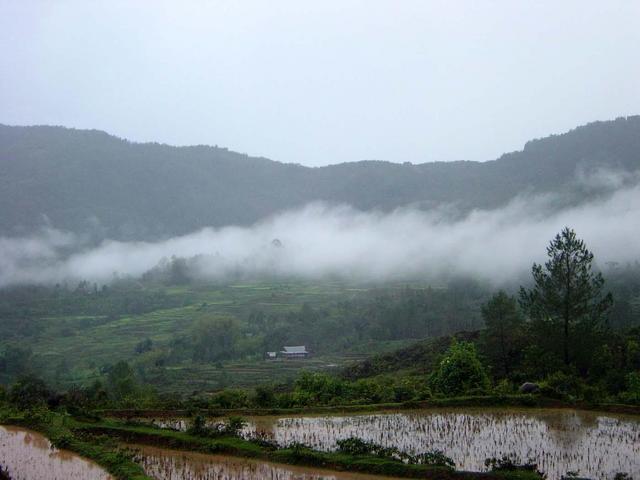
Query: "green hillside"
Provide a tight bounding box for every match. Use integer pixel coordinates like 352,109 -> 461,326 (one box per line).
1,116 -> 639,240
1,281 -> 470,393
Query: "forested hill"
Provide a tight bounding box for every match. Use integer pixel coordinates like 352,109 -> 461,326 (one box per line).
1,116 -> 639,240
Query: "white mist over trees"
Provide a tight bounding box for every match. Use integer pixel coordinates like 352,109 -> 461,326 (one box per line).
1,178 -> 640,287
1,117 -> 639,287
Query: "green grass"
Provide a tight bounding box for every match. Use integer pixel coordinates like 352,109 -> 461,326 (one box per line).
98,394 -> 640,422
147,356 -> 363,394
38,305 -> 196,354
12,281 -> 405,392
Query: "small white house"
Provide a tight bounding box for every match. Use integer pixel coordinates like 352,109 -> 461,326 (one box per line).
280,345 -> 309,359
266,351 -> 277,359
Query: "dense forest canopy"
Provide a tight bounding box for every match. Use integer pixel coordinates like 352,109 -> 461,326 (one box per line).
0,255 -> 639,392
1,116 -> 639,241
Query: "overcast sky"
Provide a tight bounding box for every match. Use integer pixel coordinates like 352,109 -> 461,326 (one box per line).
1,1 -> 639,166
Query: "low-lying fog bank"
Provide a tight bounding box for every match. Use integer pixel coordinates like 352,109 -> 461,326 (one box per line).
2,172 -> 640,288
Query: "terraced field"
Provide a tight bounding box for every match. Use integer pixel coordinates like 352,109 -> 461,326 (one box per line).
18,282 -> 402,392
148,354 -> 370,394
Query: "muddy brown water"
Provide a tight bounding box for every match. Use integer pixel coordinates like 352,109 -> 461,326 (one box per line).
139,408 -> 640,480
0,425 -> 113,480
129,443 -> 403,480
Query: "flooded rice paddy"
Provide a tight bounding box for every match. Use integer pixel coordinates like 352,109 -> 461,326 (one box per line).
143,408 -> 640,480
129,444 -> 402,480
0,425 -> 113,480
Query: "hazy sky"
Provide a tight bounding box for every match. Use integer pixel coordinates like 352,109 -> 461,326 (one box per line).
1,1 -> 639,166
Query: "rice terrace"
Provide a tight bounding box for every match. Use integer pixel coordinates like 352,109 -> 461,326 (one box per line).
2,2 -> 640,479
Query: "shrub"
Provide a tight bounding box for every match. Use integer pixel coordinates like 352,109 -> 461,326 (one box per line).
561,471 -> 580,479
485,456 -> 543,475
187,414 -> 210,436
210,389 -> 249,409
415,385 -> 432,400
430,342 -> 490,397
619,371 -> 640,405
581,384 -> 606,404
275,392 -> 296,409
287,442 -> 316,461
291,390 -> 313,407
106,361 -> 139,401
0,464 -> 11,480
253,385 -> 276,407
294,372 -> 348,405
411,450 -> 455,468
224,416 -> 247,436
613,473 -> 633,480
248,430 -> 279,450
521,345 -> 563,379
542,371 -> 584,400
337,437 -> 405,460
351,379 -> 389,404
336,437 -> 375,456
493,379 -> 515,396
336,437 -> 454,468
187,414 -> 246,438
52,432 -> 74,449
8,375 -> 50,410
392,381 -> 415,402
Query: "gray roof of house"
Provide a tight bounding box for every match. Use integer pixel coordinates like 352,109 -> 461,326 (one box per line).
282,345 -> 307,353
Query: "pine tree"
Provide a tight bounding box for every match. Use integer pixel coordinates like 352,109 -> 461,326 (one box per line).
520,227 -> 612,367
481,291 -> 524,377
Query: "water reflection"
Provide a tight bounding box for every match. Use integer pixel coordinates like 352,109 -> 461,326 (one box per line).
253,409 -> 639,480
130,444 -> 401,480
142,408 -> 640,480
0,425 -> 113,480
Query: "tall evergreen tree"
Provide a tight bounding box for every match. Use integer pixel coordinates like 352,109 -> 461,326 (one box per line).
520,227 -> 612,367
481,291 -> 524,377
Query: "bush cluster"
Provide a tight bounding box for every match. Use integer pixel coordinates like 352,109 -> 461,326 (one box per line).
337,437 -> 454,468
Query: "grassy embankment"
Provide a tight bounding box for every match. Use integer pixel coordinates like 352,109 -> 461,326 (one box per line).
100,393 -> 640,419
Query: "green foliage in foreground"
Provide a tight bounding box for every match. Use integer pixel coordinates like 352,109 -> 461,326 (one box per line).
429,341 -> 490,397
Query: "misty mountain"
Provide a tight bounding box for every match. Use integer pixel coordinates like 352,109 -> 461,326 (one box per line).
1,116 -> 639,241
